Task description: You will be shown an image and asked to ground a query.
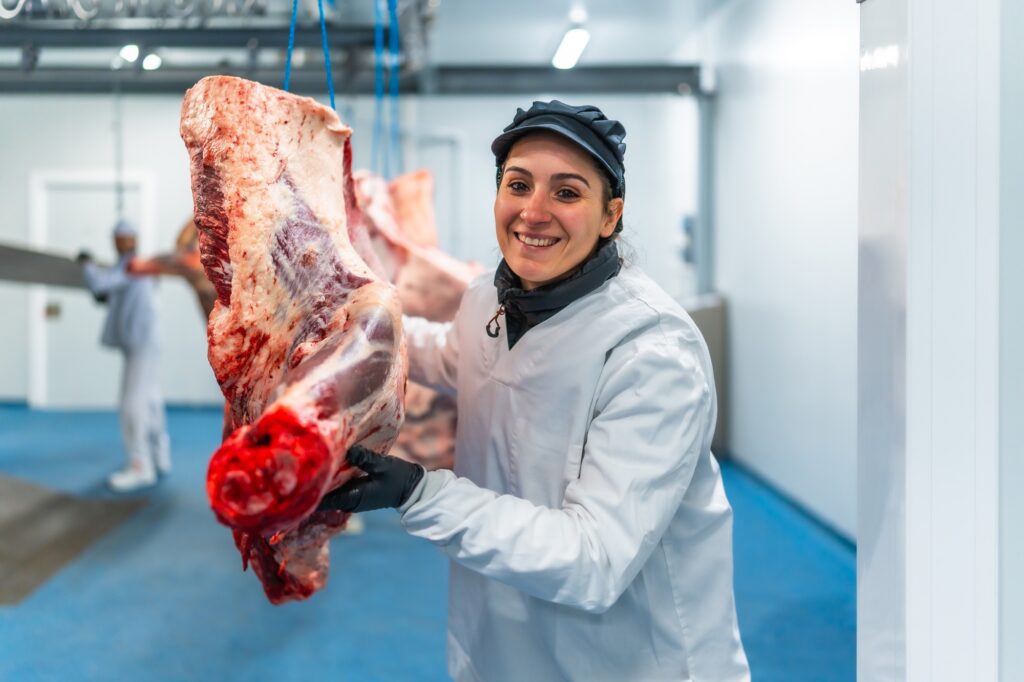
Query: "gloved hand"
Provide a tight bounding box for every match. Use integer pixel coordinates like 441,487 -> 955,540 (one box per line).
76,250 -> 93,264
317,445 -> 425,513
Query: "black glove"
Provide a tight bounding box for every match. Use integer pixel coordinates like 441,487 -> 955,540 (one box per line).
76,250 -> 93,264
317,445 -> 424,513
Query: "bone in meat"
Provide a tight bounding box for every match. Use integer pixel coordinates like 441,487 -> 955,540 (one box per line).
181,75 -> 407,603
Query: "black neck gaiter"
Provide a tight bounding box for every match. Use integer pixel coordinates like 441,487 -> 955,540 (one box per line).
491,239 -> 622,349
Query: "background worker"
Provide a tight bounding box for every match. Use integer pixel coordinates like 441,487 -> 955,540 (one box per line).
78,219 -> 171,492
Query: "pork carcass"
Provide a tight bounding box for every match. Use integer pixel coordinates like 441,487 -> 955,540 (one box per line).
352,171 -> 481,471
181,75 -> 407,603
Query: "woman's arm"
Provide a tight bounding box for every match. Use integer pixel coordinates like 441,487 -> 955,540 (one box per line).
402,315 -> 459,395
400,336 -> 712,613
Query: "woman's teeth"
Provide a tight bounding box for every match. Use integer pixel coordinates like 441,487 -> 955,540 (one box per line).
516,233 -> 559,247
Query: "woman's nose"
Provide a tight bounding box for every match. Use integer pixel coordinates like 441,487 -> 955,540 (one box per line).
519,196 -> 551,225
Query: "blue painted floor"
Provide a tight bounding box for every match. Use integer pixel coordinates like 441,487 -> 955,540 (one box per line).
0,405 -> 854,681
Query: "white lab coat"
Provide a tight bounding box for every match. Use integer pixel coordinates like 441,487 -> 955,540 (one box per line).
400,264 -> 750,682
82,255 -> 158,352
83,256 -> 168,470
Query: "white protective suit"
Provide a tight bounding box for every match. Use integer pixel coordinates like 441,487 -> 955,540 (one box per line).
83,255 -> 169,476
400,264 -> 750,682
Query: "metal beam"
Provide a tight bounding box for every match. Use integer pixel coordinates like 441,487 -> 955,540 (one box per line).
0,64 -> 701,95
695,93 -> 715,295
0,22 -> 385,48
432,65 -> 700,95
0,66 -> 415,95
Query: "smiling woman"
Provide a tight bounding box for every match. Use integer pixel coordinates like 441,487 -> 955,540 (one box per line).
493,132 -> 623,290
316,99 -> 752,682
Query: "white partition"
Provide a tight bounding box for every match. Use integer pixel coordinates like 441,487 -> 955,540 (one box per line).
858,0 -> 1006,679
1000,2 -> 1024,677
699,0 -> 860,538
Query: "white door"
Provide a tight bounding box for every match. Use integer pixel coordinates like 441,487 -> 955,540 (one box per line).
30,174 -> 153,409
417,135 -> 463,258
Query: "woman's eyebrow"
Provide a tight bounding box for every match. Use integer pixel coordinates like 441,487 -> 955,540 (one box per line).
552,172 -> 590,188
504,166 -> 591,188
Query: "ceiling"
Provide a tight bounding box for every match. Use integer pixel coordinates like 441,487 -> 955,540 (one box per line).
0,0 -> 726,93
431,0 -> 724,64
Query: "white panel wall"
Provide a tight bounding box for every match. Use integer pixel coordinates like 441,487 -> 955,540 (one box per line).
857,1 -> 908,677
0,92 -> 698,405
0,95 -> 220,405
702,0 -> 860,537
859,0 -> 1007,678
1001,1 -> 1024,678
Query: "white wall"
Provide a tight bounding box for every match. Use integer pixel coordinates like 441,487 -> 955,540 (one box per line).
0,91 -> 698,405
858,0 -> 1007,678
702,0 -> 860,537
0,95 -> 219,405
857,1 -> 908,676
1001,1 -> 1024,677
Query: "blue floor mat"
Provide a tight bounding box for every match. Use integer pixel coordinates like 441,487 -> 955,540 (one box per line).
0,405 -> 854,681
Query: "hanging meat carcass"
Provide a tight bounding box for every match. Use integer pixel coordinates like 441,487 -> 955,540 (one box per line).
181,75 -> 407,603
351,170 -> 481,471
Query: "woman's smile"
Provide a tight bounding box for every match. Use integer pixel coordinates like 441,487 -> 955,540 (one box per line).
513,231 -> 562,248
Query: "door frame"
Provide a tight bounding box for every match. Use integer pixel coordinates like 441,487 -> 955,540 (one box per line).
27,169 -> 157,408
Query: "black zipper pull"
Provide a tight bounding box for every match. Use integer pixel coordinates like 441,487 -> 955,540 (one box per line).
486,305 -> 505,338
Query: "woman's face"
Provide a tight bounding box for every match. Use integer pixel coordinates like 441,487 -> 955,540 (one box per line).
494,132 -> 624,290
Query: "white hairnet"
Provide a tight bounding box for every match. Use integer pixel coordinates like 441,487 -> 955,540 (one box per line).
112,220 -> 138,238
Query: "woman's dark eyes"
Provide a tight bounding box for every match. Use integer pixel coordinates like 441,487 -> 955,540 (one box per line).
506,181 -> 579,199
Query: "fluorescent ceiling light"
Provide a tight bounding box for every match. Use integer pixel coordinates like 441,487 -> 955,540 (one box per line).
569,4 -> 587,23
142,53 -> 162,70
552,27 -> 590,70
119,44 -> 139,63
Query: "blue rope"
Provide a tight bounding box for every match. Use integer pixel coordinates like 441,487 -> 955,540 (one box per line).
387,0 -> 402,175
317,0 -> 335,110
283,0 -> 335,112
373,0 -> 386,176
283,0 -> 298,91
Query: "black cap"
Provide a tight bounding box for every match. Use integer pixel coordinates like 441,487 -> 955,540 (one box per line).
491,100 -> 627,198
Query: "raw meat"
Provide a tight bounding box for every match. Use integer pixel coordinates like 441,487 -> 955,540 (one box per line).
388,169 -> 438,248
352,170 -> 481,471
354,171 -> 480,321
181,75 -> 407,603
